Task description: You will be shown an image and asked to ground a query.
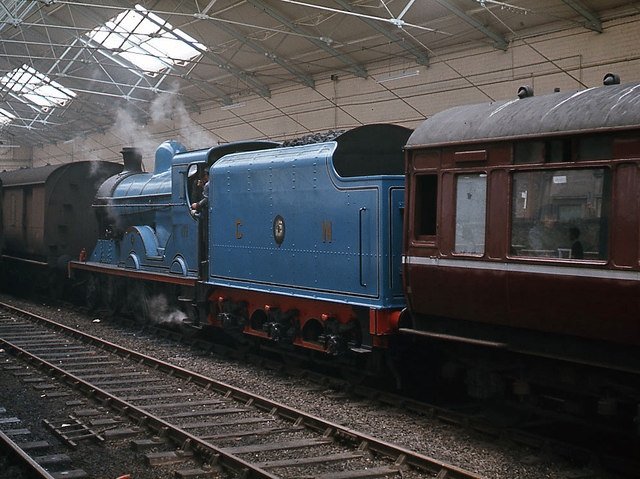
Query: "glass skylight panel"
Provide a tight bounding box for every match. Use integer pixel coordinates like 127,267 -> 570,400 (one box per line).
87,4 -> 206,75
0,107 -> 15,125
0,65 -> 76,111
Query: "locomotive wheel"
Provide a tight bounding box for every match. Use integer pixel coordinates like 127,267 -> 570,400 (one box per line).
126,280 -> 152,323
47,273 -> 65,300
85,274 -> 100,310
104,277 -> 124,314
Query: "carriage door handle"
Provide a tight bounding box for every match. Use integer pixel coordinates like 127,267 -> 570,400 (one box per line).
359,207 -> 367,287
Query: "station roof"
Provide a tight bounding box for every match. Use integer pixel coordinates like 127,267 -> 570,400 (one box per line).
0,1 -> 635,147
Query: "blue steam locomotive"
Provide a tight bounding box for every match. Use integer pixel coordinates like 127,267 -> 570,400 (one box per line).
70,124 -> 411,355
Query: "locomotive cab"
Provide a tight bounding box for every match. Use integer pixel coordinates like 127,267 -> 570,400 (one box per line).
185,161 -> 208,280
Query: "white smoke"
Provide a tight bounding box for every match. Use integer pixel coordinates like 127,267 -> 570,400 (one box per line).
147,294 -> 188,325
105,85 -> 219,169
88,158 -> 117,178
110,108 -> 158,170
171,99 -> 218,150
149,86 -> 218,149
140,84 -> 217,147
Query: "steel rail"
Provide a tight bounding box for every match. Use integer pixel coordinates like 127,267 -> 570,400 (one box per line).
0,331 -> 279,479
0,301 -> 485,479
0,429 -> 57,479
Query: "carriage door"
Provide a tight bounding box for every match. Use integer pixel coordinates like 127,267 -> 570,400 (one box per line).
23,186 -> 33,252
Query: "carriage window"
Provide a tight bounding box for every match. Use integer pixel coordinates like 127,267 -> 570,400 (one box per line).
454,174 -> 487,255
515,139 -> 573,164
546,139 -> 572,162
414,174 -> 437,237
579,135 -> 612,161
514,141 -> 544,164
510,168 -> 610,260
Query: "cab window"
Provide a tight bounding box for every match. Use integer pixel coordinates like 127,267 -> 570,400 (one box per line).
187,163 -> 205,206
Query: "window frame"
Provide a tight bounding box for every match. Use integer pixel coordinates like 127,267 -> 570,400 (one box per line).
185,162 -> 207,209
0,64 -> 76,111
507,165 -> 611,263
452,171 -> 488,257
411,172 -> 439,242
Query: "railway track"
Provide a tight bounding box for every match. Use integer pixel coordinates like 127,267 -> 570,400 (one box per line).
0,423 -> 57,479
0,301 -> 484,479
146,318 -> 640,477
99,310 -> 640,478
1,350 -> 169,478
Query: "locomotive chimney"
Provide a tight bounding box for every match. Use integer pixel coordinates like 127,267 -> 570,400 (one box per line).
121,147 -> 142,172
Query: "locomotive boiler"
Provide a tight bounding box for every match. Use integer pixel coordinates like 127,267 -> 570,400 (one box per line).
71,140 -> 278,316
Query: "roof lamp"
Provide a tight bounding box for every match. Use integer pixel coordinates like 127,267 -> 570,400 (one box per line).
375,70 -> 420,84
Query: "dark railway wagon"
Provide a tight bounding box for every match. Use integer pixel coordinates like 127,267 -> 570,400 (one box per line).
0,161 -> 122,293
402,77 -> 640,405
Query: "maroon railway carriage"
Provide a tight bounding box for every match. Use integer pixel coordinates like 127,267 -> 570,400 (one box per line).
402,77 -> 640,381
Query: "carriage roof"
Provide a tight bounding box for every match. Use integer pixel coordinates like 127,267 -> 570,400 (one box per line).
407,81 -> 640,148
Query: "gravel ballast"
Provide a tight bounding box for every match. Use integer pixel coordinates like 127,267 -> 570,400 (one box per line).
0,294 -> 622,479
